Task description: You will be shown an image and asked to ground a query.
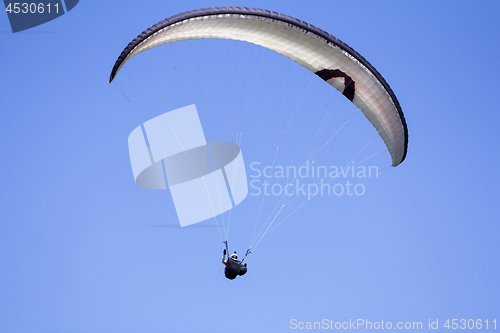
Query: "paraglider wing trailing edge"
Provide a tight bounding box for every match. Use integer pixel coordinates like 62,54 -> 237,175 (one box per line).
109,6 -> 408,166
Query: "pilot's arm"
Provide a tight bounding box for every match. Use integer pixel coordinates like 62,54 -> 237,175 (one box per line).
222,249 -> 227,265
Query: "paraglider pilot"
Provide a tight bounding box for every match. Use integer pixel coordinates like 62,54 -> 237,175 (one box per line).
222,248 -> 247,280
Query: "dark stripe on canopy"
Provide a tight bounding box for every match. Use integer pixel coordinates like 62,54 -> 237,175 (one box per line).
315,69 -> 355,102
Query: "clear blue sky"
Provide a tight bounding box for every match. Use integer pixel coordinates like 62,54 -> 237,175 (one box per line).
1,1 -> 499,332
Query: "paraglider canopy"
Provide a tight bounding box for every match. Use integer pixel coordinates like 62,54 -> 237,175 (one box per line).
109,6 -> 408,166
